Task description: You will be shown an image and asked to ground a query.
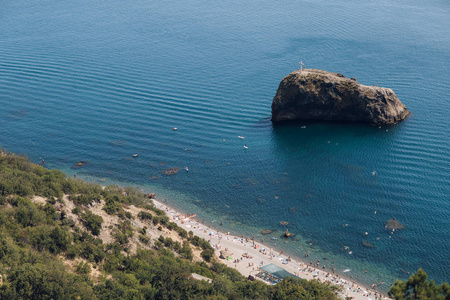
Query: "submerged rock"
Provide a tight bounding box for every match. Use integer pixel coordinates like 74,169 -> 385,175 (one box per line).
362,241 -> 377,249
163,168 -> 180,175
385,217 -> 406,230
271,69 -> 409,125
260,229 -> 276,235
282,230 -> 296,239
71,161 -> 90,169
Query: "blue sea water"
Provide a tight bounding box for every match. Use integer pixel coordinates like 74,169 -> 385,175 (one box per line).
1,0 -> 449,290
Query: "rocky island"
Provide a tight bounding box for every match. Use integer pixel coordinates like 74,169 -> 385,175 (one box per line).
271,69 -> 409,125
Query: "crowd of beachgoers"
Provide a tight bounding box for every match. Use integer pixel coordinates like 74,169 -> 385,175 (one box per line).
153,200 -> 391,300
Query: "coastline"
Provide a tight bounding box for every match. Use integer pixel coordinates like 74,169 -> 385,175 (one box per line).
151,198 -> 391,300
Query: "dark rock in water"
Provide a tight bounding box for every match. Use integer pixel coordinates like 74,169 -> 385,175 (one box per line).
260,229 -> 276,235
288,207 -> 298,214
362,241 -> 377,249
163,168 -> 180,175
145,193 -> 156,199
282,232 -> 296,239
271,69 -> 409,125
71,161 -> 90,169
385,217 -> 406,230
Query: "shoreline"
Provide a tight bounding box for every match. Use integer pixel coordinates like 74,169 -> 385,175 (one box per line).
151,198 -> 391,300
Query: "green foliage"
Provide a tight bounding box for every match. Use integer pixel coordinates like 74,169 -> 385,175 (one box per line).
211,261 -> 243,283
103,195 -> 122,215
234,279 -> 270,299
76,261 -> 92,275
124,211 -> 133,220
153,240 -> 163,250
201,248 -> 215,262
269,277 -> 341,300
27,226 -> 71,254
152,216 -> 160,226
0,263 -> 96,299
388,268 -> 450,300
61,216 -> 75,227
138,234 -> 150,245
0,154 -> 69,199
80,211 -> 103,236
71,206 -> 81,215
179,241 -> 193,260
163,237 -> 174,248
137,210 -> 153,221
15,200 -> 45,227
70,229 -> 105,263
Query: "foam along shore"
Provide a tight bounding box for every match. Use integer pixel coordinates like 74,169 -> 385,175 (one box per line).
152,199 -> 391,300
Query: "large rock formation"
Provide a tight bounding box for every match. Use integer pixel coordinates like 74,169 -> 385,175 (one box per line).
271,69 -> 409,125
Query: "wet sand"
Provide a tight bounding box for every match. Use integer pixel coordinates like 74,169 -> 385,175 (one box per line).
153,199 -> 391,300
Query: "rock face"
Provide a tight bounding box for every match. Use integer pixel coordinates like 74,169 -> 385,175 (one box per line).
271,69 -> 409,125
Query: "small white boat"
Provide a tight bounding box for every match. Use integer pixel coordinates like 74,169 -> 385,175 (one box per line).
243,145 -> 248,149
238,135 -> 245,139
132,154 -> 138,157
185,166 -> 189,172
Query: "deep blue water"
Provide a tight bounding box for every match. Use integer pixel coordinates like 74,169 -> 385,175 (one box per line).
1,0 -> 449,290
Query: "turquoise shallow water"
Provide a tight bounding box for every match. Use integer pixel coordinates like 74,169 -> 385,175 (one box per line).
1,0 -> 449,290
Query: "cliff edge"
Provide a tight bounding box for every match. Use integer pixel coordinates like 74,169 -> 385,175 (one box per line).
271,69 -> 409,125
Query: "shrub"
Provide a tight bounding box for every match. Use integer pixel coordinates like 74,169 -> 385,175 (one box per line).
179,242 -> 193,260
62,217 -> 75,227
166,222 -> 176,231
103,196 -> 121,215
153,240 -> 163,250
81,211 -> 103,236
163,237 -> 174,249
76,261 -> 91,274
139,234 -> 150,245
72,206 -> 81,215
114,232 -> 129,245
65,245 -> 78,259
125,211 -> 133,219
201,248 -> 215,262
138,211 -> 152,221
15,202 -> 45,227
48,226 -> 70,253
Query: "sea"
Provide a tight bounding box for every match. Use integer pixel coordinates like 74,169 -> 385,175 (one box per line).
1,0 -> 449,291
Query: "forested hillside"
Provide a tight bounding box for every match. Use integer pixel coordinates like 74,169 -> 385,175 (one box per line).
0,148 -> 340,299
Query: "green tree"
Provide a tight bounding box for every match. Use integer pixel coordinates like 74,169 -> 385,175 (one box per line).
388,268 -> 450,300
81,211 -> 103,236
103,195 -> 121,215
201,248 -> 214,262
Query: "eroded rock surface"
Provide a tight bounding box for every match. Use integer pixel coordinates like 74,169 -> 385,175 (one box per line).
271,69 -> 409,125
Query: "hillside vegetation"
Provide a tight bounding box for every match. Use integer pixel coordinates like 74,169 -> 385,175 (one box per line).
0,148 -> 341,300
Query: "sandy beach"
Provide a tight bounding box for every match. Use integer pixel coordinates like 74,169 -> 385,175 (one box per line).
152,199 -> 391,300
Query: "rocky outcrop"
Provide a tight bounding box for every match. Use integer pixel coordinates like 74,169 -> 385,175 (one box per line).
385,217 -> 406,231
271,69 -> 409,125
